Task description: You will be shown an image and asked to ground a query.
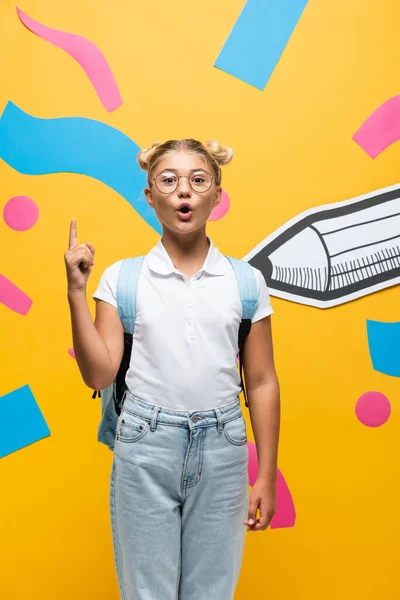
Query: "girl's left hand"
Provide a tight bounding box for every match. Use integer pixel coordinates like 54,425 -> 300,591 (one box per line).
244,477 -> 276,532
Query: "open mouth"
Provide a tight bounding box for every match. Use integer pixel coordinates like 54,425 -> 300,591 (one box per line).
176,203 -> 193,220
177,203 -> 192,214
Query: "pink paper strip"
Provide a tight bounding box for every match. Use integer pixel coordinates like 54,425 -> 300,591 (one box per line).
17,7 -> 123,112
248,441 -> 296,528
353,95 -> 400,158
0,274 -> 32,315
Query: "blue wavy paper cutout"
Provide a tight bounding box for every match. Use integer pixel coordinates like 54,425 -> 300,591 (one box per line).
0,101 -> 161,234
367,320 -> 400,377
214,0 -> 309,90
0,385 -> 50,458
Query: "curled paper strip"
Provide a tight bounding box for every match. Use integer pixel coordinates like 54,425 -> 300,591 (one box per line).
0,102 -> 161,234
17,7 -> 123,112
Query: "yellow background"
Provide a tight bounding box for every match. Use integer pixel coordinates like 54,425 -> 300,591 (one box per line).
0,0 -> 398,598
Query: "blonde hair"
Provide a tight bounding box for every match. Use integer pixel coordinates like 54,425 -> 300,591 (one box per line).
137,139 -> 233,187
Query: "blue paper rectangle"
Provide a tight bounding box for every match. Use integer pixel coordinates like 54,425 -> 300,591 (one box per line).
367,320 -> 400,378
0,385 -> 50,458
214,0 -> 309,90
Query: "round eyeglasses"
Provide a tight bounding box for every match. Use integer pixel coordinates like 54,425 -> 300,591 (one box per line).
153,170 -> 214,194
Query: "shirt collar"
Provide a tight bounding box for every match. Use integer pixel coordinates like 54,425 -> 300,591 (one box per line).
147,237 -> 225,276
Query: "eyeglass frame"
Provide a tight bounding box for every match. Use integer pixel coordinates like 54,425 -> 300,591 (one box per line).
151,169 -> 216,194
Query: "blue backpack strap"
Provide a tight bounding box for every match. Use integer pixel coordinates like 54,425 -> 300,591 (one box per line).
225,256 -> 258,320
117,256 -> 145,333
97,256 -> 145,452
114,255 -> 145,412
225,256 -> 258,407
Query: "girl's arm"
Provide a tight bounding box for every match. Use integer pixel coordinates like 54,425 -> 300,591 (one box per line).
68,291 -> 124,390
242,315 -> 280,482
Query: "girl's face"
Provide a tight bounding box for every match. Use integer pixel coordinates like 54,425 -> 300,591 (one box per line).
144,151 -> 221,235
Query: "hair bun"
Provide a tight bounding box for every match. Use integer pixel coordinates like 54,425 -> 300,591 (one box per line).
204,140 -> 233,166
137,141 -> 163,171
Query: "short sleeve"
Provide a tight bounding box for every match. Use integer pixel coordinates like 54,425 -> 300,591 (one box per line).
251,267 -> 274,323
92,261 -> 123,309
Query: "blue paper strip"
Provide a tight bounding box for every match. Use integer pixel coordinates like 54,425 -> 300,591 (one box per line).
366,320 -> 400,378
0,102 -> 161,234
214,0 -> 309,90
0,385 -> 50,458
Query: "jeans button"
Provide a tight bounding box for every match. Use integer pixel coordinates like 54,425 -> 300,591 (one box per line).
192,415 -> 199,422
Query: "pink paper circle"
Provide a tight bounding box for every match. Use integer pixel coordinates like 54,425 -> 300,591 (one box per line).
3,196 -> 39,231
209,189 -> 230,221
355,391 -> 391,427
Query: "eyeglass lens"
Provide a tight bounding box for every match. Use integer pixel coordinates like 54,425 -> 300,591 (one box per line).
155,171 -> 212,193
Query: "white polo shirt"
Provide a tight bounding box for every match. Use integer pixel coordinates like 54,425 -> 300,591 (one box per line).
92,238 -> 273,411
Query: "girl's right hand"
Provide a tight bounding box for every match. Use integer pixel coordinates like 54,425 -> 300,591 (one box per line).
64,219 -> 96,293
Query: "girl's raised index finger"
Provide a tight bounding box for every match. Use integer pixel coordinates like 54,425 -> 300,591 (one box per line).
69,218 -> 77,249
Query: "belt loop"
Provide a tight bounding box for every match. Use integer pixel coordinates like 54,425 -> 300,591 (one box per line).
150,406 -> 161,432
214,407 -> 224,433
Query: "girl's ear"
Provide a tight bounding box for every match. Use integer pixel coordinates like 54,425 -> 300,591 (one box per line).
213,186 -> 222,209
145,187 -> 155,208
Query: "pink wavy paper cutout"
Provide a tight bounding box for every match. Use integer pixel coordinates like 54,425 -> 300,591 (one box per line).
248,441 -> 296,528
68,348 -> 76,359
209,189 -> 230,221
353,95 -> 400,158
0,274 -> 32,315
17,7 -> 122,112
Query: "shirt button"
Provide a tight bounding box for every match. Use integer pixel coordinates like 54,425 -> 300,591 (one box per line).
188,304 -> 192,308
188,320 -> 192,326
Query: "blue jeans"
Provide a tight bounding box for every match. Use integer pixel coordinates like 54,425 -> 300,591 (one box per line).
110,390 -> 249,600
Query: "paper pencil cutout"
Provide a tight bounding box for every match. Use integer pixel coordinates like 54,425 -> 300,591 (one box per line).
243,184 -> 400,308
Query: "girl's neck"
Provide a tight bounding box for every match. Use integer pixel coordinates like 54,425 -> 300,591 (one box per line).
161,229 -> 210,278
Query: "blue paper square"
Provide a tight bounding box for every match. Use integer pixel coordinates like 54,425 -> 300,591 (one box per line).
0,385 -> 50,458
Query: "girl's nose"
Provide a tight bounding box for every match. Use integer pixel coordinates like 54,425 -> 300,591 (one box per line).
177,177 -> 191,195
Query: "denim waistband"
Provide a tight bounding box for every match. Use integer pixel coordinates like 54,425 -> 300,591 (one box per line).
123,391 -> 243,433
